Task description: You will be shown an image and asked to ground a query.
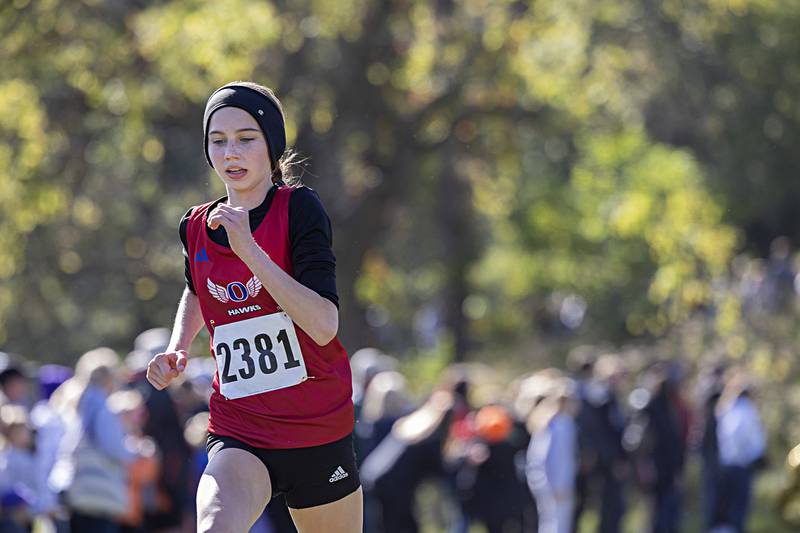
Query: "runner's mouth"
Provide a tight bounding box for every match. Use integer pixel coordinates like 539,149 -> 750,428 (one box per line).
225,167 -> 248,179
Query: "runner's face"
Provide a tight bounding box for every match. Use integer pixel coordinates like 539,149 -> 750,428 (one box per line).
207,107 -> 272,192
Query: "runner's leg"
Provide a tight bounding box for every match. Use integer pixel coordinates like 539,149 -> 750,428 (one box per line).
197,448 -> 272,533
289,487 -> 363,533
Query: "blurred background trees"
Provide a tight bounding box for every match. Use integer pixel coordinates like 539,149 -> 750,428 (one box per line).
2,0 -> 796,363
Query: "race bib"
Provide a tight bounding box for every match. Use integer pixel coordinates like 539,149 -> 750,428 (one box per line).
212,312 -> 307,400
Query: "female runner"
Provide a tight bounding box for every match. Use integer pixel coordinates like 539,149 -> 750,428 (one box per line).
146,82 -> 362,533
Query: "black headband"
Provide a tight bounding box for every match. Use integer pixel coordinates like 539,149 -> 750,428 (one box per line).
203,84 -> 286,170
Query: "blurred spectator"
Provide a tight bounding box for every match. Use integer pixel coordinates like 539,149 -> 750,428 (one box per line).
361,389 -> 456,533
126,328 -> 192,532
579,354 -> 628,533
0,329 -> 783,533
169,378 -> 208,423
761,236 -> 795,312
514,370 -> 574,532
352,345 -> 404,528
0,366 -> 30,408
526,378 -> 578,533
0,404 -> 37,531
448,403 -> 534,533
695,362 -> 727,530
351,348 -> 397,419
711,369 -> 766,533
30,364 -> 72,525
183,411 -> 210,494
49,347 -> 133,533
624,362 -> 690,533
566,347 -> 598,533
108,389 -> 160,533
737,257 -> 767,314
356,370 -> 415,463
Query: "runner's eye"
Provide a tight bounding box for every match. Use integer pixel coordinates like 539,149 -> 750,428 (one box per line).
211,139 -> 225,145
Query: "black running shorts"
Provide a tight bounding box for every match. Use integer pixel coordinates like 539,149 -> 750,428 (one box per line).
206,432 -> 361,509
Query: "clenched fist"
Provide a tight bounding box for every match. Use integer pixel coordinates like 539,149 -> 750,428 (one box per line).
207,203 -> 258,259
146,350 -> 188,390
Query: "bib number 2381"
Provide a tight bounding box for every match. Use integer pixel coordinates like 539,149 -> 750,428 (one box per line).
212,313 -> 307,400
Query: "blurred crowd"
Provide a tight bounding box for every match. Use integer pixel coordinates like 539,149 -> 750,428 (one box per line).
351,348 -> 768,533
0,329 -> 209,533
0,328 -> 781,533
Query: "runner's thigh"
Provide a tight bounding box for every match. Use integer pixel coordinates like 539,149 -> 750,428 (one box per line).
197,448 -> 272,533
289,486 -> 363,533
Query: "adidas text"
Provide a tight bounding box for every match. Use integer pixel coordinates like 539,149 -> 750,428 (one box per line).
329,466 -> 349,483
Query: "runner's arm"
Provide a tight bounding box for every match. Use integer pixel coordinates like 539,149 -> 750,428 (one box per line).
167,287 -> 206,353
239,244 -> 338,346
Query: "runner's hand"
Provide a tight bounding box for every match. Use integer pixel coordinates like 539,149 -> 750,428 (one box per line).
146,350 -> 188,390
207,203 -> 258,259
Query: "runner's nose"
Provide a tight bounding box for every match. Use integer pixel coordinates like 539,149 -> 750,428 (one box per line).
225,143 -> 241,160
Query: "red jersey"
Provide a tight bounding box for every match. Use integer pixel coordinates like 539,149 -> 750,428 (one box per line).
184,186 -> 354,449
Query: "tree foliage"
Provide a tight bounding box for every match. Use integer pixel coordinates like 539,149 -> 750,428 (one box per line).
0,0 -> 797,363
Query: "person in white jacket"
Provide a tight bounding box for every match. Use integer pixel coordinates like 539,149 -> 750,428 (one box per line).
526,378 -> 578,533
711,369 -> 766,533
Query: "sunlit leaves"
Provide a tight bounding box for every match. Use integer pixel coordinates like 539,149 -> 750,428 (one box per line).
573,129 -> 738,311
511,6 -> 591,114
472,126 -> 737,338
133,0 -> 282,101
305,0 -> 369,41
0,79 -> 66,344
0,80 -> 46,178
0,79 -> 65,241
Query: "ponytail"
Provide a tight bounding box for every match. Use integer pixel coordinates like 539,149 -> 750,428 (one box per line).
271,148 -> 307,187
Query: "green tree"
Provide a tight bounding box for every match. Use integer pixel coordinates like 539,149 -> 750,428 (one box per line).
0,0 -> 796,364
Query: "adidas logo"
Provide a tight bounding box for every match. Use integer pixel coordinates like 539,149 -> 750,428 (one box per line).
328,466 -> 349,483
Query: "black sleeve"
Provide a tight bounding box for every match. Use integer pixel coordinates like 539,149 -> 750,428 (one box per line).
179,208 -> 196,294
289,187 -> 339,307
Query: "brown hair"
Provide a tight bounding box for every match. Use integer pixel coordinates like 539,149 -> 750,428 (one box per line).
272,148 -> 307,187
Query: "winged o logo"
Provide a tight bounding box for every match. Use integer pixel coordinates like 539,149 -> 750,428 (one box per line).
207,276 -> 262,303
